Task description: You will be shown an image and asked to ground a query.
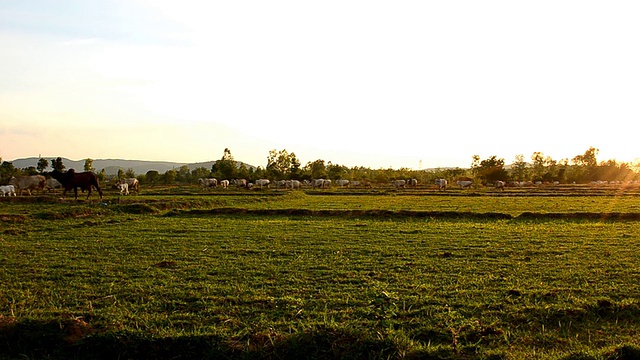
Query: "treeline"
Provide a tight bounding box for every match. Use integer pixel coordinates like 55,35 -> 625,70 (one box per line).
0,147 -> 638,186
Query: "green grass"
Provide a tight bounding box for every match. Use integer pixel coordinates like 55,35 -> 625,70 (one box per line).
1,190 -> 640,359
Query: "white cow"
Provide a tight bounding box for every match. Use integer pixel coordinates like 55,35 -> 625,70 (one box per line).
407,178 -> 418,188
198,178 -> 218,190
495,180 -> 506,191
121,178 -> 140,193
289,180 -> 302,189
0,185 -> 17,197
117,182 -> 129,195
220,179 -> 230,189
255,179 -> 270,188
434,179 -> 448,191
311,179 -> 331,189
9,175 -> 46,196
335,179 -> 350,188
391,180 -> 406,189
456,180 -> 473,188
232,179 -> 248,188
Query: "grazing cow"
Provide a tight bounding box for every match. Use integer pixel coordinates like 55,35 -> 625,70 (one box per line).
495,180 -> 506,191
198,178 -> 218,190
232,179 -> 247,188
456,180 -> 473,189
350,180 -> 373,188
408,178 -> 418,188
120,178 -> 139,193
434,178 -> 448,191
311,179 -> 331,189
49,169 -> 103,200
276,180 -> 288,189
335,179 -> 350,188
0,185 -> 17,197
45,178 -> 62,192
220,179 -> 229,189
8,175 -> 46,196
255,179 -> 270,188
115,178 -> 139,194
117,182 -> 129,195
289,180 -> 301,189
391,180 -> 406,189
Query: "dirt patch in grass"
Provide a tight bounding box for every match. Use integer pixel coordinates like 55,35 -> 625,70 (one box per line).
116,203 -> 159,214
35,208 -> 105,220
0,214 -> 27,223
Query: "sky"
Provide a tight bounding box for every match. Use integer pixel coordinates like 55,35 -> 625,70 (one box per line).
1,1 -> 639,170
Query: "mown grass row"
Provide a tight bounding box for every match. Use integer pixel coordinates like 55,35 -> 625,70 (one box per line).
1,194 -> 640,359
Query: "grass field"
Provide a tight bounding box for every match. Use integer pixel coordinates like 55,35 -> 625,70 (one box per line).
1,187 -> 640,359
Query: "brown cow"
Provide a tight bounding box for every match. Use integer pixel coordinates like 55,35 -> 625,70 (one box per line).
49,169 -> 103,200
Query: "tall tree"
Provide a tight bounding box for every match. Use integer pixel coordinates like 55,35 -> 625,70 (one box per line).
84,158 -> 95,172
531,152 -> 546,181
146,170 -> 160,185
191,167 -> 210,181
51,157 -> 65,172
177,165 -> 191,183
304,159 -> 326,179
0,161 -> 17,183
476,155 -> 508,184
37,158 -> 49,173
216,148 -> 237,180
327,162 -> 347,180
511,154 -> 528,181
266,149 -> 299,179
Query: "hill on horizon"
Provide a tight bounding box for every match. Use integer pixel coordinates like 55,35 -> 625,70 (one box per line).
6,157 -> 256,176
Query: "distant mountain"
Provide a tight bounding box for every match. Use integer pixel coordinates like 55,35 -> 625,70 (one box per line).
6,157 -> 255,175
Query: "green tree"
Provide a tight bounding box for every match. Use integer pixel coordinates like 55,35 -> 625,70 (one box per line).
304,159 -> 326,179
476,155 -> 508,184
84,158 -> 95,172
236,163 -> 251,181
162,169 -> 177,185
191,167 -> 211,181
177,165 -> 191,183
531,152 -> 546,181
216,148 -> 237,180
327,162 -> 347,180
37,158 -> 49,173
571,147 -> 599,182
0,161 -> 17,183
97,169 -> 107,183
125,168 -> 136,178
146,170 -> 160,185
117,168 -> 125,180
511,154 -> 528,181
266,149 -> 301,180
51,157 -> 65,172
22,167 -> 38,175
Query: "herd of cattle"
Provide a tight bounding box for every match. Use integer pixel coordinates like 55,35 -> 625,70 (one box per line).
0,172 -> 475,199
6,170 -> 604,200
0,171 -> 141,200
195,177 -> 474,191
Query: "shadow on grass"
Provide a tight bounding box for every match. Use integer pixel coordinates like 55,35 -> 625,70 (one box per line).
0,320 -> 438,360
2,317 -> 640,360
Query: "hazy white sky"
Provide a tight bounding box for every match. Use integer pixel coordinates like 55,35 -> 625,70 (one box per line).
1,1 -> 639,169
